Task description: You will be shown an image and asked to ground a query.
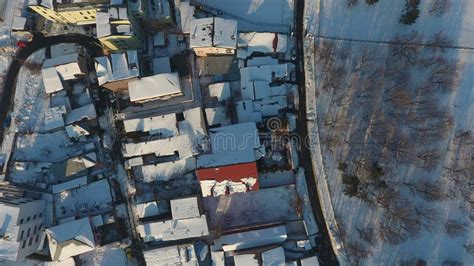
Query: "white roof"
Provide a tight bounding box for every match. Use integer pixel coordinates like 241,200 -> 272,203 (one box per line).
123,134 -> 195,158
241,81 -> 286,100
65,104 -> 97,125
44,106 -> 66,131
137,157 -> 196,183
96,12 -> 112,38
214,17 -> 237,49
208,82 -> 231,101
262,247 -> 286,266
190,17 -> 237,49
170,197 -> 200,220
43,53 -> 83,80
234,254 -> 259,266
179,2 -> 195,34
178,107 -> 207,140
12,16 -> 27,30
137,215 -> 209,242
123,113 -> 177,136
197,149 -> 256,168
240,64 -> 288,85
43,53 -> 80,68
246,56 -> 279,67
220,225 -> 287,252
128,73 -> 182,102
95,50 -> 139,85
51,176 -> 88,194
124,157 -> 144,169
143,244 -> 197,265
65,124 -> 90,140
205,106 -> 231,127
301,255 -> 320,266
152,57 -> 171,74
134,201 -> 168,218
42,67 -> 64,94
238,32 -> 288,57
45,218 -> 95,261
235,100 -> 262,123
209,122 -> 260,153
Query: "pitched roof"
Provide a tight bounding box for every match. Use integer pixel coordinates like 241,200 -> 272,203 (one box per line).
128,73 -> 182,102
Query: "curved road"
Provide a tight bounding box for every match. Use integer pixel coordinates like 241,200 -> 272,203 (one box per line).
0,33 -> 103,145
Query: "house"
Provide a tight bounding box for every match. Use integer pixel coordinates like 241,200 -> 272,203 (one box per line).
196,122 -> 262,196
44,106 -> 67,132
137,215 -> 209,242
94,50 -> 140,92
128,73 -> 182,103
178,2 -> 195,34
49,152 -> 97,180
237,32 -> 288,59
96,7 -> 144,51
134,201 -> 169,220
45,218 -> 95,261
170,197 -> 200,220
208,82 -> 231,102
29,3 -> 97,25
123,113 -> 178,136
65,104 -> 97,125
190,17 -> 237,56
0,183 -> 46,261
142,243 -> 198,265
42,68 -> 64,94
152,56 -> 171,74
205,106 -> 231,127
42,53 -> 87,81
219,225 -> 287,252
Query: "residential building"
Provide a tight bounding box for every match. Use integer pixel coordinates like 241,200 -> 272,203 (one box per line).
128,72 -> 182,103
94,50 -> 140,92
45,218 -> 95,261
219,225 -> 287,252
29,3 -> 97,25
96,7 -> 144,51
137,214 -> 209,242
142,243 -> 199,265
0,183 -> 46,261
190,17 -> 237,56
42,53 -> 88,82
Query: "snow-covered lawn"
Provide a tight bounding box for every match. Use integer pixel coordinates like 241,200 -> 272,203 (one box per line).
306,0 -> 474,264
319,0 -> 474,48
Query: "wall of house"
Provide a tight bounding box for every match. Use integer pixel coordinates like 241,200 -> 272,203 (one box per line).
193,47 -> 235,57
100,35 -> 142,51
15,199 -> 46,260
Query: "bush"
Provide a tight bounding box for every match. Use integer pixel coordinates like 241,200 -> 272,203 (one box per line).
366,0 -> 379,5
338,162 -> 348,172
400,8 -> 420,25
342,174 -> 360,197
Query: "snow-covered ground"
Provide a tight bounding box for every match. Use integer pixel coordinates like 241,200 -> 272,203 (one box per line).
305,1 -> 474,265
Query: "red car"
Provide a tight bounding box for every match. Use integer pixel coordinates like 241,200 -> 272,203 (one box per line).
16,41 -> 27,48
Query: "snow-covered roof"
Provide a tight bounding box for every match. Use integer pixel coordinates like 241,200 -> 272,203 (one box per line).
124,157 -> 144,169
42,67 -> 64,94
262,247 -> 286,265
12,16 -> 27,30
241,81 -> 286,100
45,218 -> 95,261
234,254 -> 259,265
65,104 -> 97,125
246,56 -> 279,67
135,201 -> 168,219
240,64 -> 289,85
170,197 -> 200,220
137,215 -> 209,242
301,255 -> 320,266
122,134 -> 195,158
65,124 -> 90,141
220,225 -> 287,252
235,100 -> 262,123
237,32 -> 288,58
153,32 -> 165,46
96,12 -> 111,38
51,176 -> 88,194
0,203 -> 21,261
123,113 -> 177,136
94,50 -> 139,86
43,53 -> 84,80
143,244 -> 197,265
179,2 -> 195,34
137,157 -> 196,183
178,107 -> 207,141
208,122 -> 260,153
190,17 -> 237,49
44,106 -> 66,131
152,57 -> 171,74
208,82 -> 231,102
197,149 -> 256,168
205,106 -> 231,127
128,73 -> 182,103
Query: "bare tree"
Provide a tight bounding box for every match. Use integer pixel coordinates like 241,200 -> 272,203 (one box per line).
443,220 -> 467,237
427,32 -> 454,52
429,0 -> 451,16
384,89 -> 412,108
416,149 -> 442,170
427,59 -> 462,92
378,221 -> 408,245
404,180 -> 448,202
356,226 -> 377,246
345,240 -> 372,265
347,0 -> 358,7
375,187 -> 400,209
414,205 -> 441,232
400,258 -> 428,266
390,31 -> 423,64
442,259 -> 463,266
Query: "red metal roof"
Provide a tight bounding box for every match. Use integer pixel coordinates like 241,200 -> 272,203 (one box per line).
196,162 -> 259,190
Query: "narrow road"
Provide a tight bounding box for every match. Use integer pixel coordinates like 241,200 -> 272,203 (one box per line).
295,0 -> 338,265
0,33 -> 103,145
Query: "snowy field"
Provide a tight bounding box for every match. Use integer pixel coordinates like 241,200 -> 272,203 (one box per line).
318,0 -> 474,48
306,0 -> 474,265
